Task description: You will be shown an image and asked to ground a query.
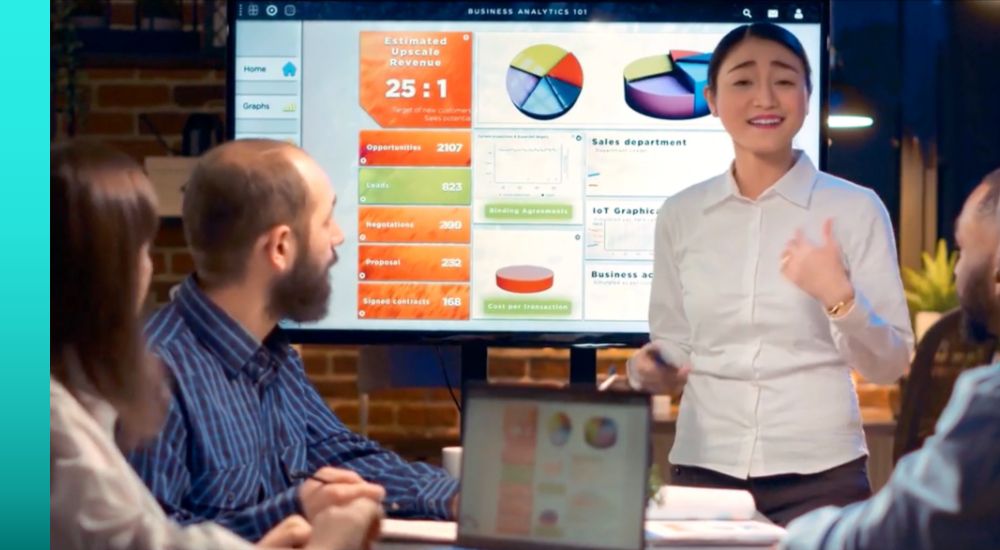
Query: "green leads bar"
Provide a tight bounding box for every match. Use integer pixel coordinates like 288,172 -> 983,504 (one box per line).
483,298 -> 573,317
358,167 -> 471,205
499,463 -> 535,484
484,202 -> 573,221
537,482 -> 567,495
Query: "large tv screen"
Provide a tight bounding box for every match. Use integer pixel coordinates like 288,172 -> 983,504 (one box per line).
227,1 -> 828,344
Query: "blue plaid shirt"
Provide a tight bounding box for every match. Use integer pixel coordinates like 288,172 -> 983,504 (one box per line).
128,276 -> 458,542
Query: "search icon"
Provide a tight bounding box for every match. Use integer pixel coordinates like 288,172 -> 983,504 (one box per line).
742,8 -> 752,18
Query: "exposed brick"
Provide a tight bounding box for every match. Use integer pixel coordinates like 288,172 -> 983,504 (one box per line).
154,224 -> 188,247
331,355 -> 358,375
85,68 -> 136,80
171,251 -> 196,274
139,112 -> 190,136
337,403 -> 395,428
529,359 -> 569,380
368,404 -> 395,426
327,345 -> 361,357
489,357 -> 527,379
54,83 -> 93,111
597,358 -> 630,377
151,251 -> 167,274
372,388 -> 430,402
334,403 -> 359,425
426,388 -> 459,402
302,349 -> 332,377
367,428 -> 403,442
138,69 -> 216,81
104,138 -> 171,161
77,112 -> 135,135
97,84 -> 171,108
173,84 -> 225,107
857,384 -> 891,409
149,280 -> 178,304
109,3 -> 134,27
302,344 -> 329,355
397,405 -> 458,428
313,379 -> 357,399
394,406 -> 426,428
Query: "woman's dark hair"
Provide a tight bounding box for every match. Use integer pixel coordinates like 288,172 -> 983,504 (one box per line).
707,23 -> 812,94
51,139 -> 165,442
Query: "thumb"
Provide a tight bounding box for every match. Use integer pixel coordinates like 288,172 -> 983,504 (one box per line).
822,218 -> 836,248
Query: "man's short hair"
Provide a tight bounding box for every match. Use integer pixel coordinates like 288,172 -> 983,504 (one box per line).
981,167 -> 1000,220
183,139 -> 311,287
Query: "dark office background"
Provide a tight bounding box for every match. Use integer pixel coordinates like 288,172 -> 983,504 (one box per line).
827,0 -> 1000,243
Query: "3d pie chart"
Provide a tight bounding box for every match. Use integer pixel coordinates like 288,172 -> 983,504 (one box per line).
496,265 -> 554,293
623,50 -> 712,120
547,412 -> 572,446
506,44 -> 583,120
584,416 -> 618,449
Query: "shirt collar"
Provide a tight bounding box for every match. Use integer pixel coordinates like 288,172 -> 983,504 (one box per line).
703,150 -> 818,211
174,275 -> 291,379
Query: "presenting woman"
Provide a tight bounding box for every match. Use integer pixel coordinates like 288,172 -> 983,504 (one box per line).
628,23 -> 913,525
50,139 -> 383,550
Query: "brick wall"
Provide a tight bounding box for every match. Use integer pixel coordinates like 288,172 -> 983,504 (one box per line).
56,66 -> 225,160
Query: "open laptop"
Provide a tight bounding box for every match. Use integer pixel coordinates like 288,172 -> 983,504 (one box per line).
457,384 -> 652,550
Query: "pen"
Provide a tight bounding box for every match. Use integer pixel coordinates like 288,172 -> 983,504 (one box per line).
290,471 -> 397,511
599,366 -> 618,391
290,471 -> 329,484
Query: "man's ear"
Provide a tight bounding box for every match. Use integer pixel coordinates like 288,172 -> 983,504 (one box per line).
262,224 -> 296,273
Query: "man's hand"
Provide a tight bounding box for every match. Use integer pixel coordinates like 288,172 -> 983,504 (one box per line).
257,514 -> 311,548
299,467 -> 386,523
305,499 -> 383,550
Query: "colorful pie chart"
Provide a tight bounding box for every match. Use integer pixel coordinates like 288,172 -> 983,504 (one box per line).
624,50 -> 711,120
584,416 -> 618,449
507,44 -> 584,120
547,412 -> 572,446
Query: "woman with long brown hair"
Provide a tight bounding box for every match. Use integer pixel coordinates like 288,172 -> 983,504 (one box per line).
50,139 -> 381,550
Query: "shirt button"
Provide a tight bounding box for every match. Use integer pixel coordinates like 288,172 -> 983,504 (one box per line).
391,502 -> 400,511
226,493 -> 235,504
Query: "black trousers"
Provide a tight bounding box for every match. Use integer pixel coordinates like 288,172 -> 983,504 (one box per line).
670,456 -> 872,526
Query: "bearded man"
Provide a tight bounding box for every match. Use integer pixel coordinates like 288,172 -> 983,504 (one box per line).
128,140 -> 458,543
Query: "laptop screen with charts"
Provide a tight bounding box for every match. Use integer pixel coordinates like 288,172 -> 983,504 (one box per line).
457,385 -> 651,550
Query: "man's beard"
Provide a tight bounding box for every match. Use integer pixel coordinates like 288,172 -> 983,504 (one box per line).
269,241 -> 336,323
960,263 -> 998,344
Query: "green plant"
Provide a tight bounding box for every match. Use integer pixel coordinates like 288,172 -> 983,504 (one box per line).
647,464 -> 664,506
902,238 -> 958,313
52,0 -> 89,137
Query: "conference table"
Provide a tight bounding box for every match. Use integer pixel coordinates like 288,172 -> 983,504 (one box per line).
377,544 -> 776,550
375,512 -> 780,550
371,407 -> 890,550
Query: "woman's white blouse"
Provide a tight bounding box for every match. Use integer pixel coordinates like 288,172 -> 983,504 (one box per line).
50,377 -> 254,550
630,152 -> 914,478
